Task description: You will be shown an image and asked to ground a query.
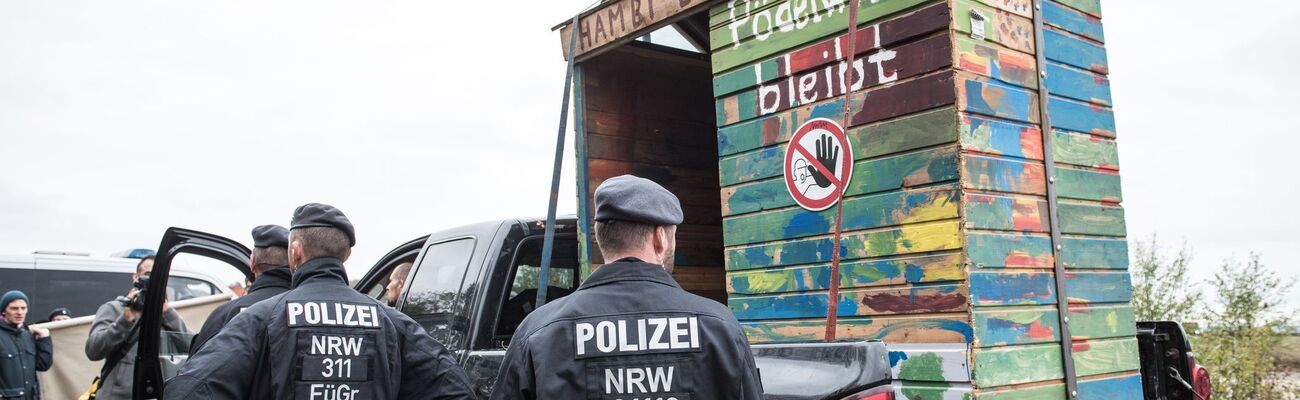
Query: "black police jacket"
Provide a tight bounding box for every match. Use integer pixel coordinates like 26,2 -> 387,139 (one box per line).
165,257 -> 476,399
490,258 -> 764,400
0,322 -> 51,399
190,266 -> 292,353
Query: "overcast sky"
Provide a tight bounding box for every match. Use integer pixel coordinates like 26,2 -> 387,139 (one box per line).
2,1 -> 1296,308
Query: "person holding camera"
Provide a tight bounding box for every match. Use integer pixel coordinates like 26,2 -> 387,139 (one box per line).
85,255 -> 188,399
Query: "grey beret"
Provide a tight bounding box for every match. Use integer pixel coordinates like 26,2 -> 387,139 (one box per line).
251,224 -> 289,248
594,175 -> 684,226
290,203 -> 356,246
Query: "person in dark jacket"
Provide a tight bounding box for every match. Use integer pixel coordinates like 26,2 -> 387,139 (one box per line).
491,175 -> 764,400
42,307 -> 72,323
165,203 -> 476,399
0,290 -> 52,400
190,224 -> 294,353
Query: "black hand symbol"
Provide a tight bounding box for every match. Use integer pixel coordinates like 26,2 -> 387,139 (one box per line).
804,134 -> 840,188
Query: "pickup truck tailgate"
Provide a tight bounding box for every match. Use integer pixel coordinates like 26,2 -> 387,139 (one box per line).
753,341 -> 892,400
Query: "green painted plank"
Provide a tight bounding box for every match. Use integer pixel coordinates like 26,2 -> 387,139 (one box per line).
727,253 -> 964,295
956,35 -> 1038,90
1053,0 -> 1102,18
1058,201 -> 1126,236
1064,271 -> 1134,304
725,220 -> 963,270
1052,129 -> 1118,169
730,283 -> 969,320
1055,166 -> 1121,202
1069,304 -> 1137,340
890,343 -> 973,383
970,271 -> 1057,306
1060,236 -> 1128,270
722,146 -> 961,216
972,342 -> 1065,387
962,154 -> 1047,196
973,305 -> 1061,347
966,232 -> 1054,269
953,0 -> 1036,54
960,113 -> 1044,161
964,194 -> 1050,233
743,314 -> 974,344
710,0 -> 937,73
717,97 -> 843,156
1072,337 -> 1140,377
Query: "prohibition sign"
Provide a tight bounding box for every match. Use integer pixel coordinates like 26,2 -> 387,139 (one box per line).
784,118 -> 854,211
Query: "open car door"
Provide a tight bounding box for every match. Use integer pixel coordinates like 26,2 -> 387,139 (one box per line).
133,227 -> 252,400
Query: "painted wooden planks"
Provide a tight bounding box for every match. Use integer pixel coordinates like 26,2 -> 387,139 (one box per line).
1064,271 -> 1133,304
1045,62 -> 1112,106
1053,0 -> 1102,18
960,113 -> 1044,160
1048,96 -> 1116,137
709,0 -> 939,73
730,283 -> 969,320
728,252 -> 964,294
721,146 -> 960,215
722,186 -> 960,246
718,108 -> 958,187
1068,304 -> 1137,340
725,219 -> 963,270
713,33 -> 954,126
952,0 -> 1035,54
1060,236 -> 1128,270
1043,28 -> 1108,74
956,73 -> 1040,125
718,68 -> 958,127
970,271 -> 1056,306
966,232 -> 1053,269
717,97 -> 843,156
972,342 -> 1064,387
972,305 -> 1061,347
955,36 -> 1038,90
895,382 -> 973,400
1072,337 -> 1140,377
1057,201 -> 1126,236
1077,374 -> 1142,400
559,0 -> 712,61
742,313 -> 973,343
712,2 -> 951,97
1052,129 -> 1118,169
962,154 -> 1047,196
964,193 -> 1049,233
1055,166 -> 1121,202
1042,0 -> 1104,43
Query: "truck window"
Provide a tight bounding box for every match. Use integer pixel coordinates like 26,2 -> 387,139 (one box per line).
400,238 -> 476,351
495,236 -> 579,339
169,276 -> 219,300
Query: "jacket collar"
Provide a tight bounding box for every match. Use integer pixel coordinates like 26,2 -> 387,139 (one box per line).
291,257 -> 350,288
578,257 -> 680,291
0,321 -> 19,333
248,266 -> 292,292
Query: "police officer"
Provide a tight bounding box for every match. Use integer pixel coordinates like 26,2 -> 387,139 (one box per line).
491,175 -> 764,399
189,225 -> 294,353
165,203 -> 476,399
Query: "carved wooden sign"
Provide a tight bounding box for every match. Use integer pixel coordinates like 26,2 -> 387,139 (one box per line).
557,0 -> 713,60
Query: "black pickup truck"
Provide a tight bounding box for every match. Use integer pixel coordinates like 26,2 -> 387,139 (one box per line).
131,219 -> 1211,399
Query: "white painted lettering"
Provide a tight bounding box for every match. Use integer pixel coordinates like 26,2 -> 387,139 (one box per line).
618,320 -> 638,352
596,321 -> 618,353
288,303 -> 303,325
576,322 -> 595,356
669,317 -> 689,349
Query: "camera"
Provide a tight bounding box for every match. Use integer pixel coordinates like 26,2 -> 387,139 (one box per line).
118,276 -> 150,311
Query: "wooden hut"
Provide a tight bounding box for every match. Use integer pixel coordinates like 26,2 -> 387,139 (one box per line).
556,0 -> 1135,398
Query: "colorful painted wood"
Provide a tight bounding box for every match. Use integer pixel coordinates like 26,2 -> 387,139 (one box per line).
697,0 -> 1139,397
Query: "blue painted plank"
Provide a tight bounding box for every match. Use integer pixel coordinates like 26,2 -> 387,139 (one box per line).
1046,62 -> 1112,106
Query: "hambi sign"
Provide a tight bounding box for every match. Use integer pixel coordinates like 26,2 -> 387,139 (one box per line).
783,118 -> 853,211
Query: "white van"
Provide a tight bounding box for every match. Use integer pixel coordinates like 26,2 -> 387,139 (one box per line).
0,253 -> 233,320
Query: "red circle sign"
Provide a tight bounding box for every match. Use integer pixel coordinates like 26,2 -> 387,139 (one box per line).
784,118 -> 854,211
